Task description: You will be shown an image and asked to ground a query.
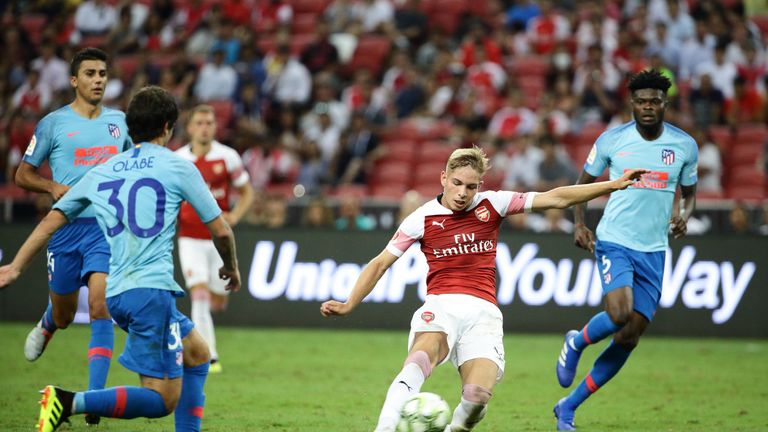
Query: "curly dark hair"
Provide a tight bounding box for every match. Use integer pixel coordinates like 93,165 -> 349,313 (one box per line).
628,69 -> 672,94
126,86 -> 178,143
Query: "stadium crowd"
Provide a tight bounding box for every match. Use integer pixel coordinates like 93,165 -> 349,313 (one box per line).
1,0 -> 768,233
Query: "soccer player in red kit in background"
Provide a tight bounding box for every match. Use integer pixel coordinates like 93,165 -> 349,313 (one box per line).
175,104 -> 254,373
321,147 -> 646,432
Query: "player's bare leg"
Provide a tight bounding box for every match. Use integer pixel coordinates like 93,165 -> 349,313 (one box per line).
84,272 -> 113,426
25,291 -> 78,362
374,332 -> 449,432
190,284 -> 223,372
447,359 -> 497,432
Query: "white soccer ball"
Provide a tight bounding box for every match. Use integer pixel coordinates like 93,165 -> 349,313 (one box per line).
395,392 -> 451,432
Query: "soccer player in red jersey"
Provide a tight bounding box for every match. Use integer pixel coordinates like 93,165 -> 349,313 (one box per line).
320,147 -> 646,431
175,104 -> 254,373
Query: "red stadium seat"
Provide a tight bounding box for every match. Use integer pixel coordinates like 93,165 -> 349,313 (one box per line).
332,183 -> 368,198
752,15 -> 768,35
429,12 -> 462,35
346,36 -> 392,77
370,161 -> 413,186
727,165 -> 766,188
728,145 -> 764,166
207,100 -> 235,129
413,162 -> 449,185
707,125 -> 733,150
412,181 -> 443,198
20,14 -> 47,45
574,123 -> 607,147
256,36 -> 276,55
292,13 -> 318,35
418,141 -> 457,164
378,139 -> 418,164
115,55 -> 142,81
290,33 -> 317,56
734,124 -> 768,147
726,186 -> 765,201
370,183 -> 409,200
292,0 -> 331,14
509,55 -> 550,77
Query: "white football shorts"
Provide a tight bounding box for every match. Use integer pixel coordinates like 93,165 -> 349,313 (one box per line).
178,237 -> 229,295
408,294 -> 505,382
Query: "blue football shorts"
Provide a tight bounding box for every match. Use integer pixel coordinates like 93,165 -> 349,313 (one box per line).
46,218 -> 110,295
107,288 -> 194,379
594,240 -> 666,322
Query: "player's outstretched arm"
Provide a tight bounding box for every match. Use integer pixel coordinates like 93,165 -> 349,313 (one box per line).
15,162 -> 70,201
573,170 -> 598,253
320,249 -> 399,317
532,169 -> 648,212
206,216 -> 240,292
0,210 -> 68,289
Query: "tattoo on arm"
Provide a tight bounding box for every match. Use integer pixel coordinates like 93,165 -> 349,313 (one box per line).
212,232 -> 237,270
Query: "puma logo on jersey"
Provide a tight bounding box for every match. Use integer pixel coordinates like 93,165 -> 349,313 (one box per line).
431,219 -> 446,229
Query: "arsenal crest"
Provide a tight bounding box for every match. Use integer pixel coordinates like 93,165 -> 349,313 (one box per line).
421,311 -> 435,323
474,206 -> 490,222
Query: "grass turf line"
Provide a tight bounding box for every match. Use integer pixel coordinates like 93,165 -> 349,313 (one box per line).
0,323 -> 766,431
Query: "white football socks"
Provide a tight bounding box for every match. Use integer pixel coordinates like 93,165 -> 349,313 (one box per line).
374,351 -> 432,432
191,297 -> 218,361
448,384 -> 492,431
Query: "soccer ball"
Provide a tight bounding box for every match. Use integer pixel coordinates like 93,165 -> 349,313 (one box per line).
396,392 -> 451,432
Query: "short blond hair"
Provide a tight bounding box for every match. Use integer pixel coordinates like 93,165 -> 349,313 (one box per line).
446,146 -> 490,176
189,104 -> 215,119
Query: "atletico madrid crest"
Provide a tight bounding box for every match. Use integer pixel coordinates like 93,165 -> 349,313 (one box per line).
661,149 -> 675,165
474,206 -> 490,222
108,123 -> 121,139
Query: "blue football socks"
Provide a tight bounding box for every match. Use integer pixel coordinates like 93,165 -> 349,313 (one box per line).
74,386 -> 168,418
571,312 -> 622,351
175,362 -> 210,432
564,341 -> 632,409
41,304 -> 57,334
87,319 -> 114,391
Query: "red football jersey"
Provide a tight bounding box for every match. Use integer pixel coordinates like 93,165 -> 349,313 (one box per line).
387,190 -> 535,305
176,141 -> 249,239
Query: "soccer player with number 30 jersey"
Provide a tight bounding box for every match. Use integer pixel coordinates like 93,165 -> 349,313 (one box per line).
321,147 -> 646,432
0,86 -> 240,432
553,70 -> 698,431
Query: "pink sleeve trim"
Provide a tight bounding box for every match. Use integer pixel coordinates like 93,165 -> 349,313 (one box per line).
386,229 -> 418,257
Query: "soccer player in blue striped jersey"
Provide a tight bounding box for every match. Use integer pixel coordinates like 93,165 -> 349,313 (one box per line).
15,47 -> 132,426
0,86 -> 239,432
553,70 -> 698,430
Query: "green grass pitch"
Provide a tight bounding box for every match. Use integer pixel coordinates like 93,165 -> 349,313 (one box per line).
0,323 -> 766,431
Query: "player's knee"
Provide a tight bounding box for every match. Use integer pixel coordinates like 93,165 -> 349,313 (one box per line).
404,350 -> 433,378
160,391 -> 180,413
614,333 -> 640,351
606,304 -> 632,326
52,310 -> 75,329
88,299 -> 110,319
462,384 -> 492,405
186,337 -> 211,366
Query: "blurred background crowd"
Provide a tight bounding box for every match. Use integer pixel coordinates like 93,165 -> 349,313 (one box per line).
1,0 -> 768,234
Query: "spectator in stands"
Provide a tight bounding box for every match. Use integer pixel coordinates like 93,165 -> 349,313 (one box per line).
255,0 -> 293,31
393,0 -> 428,48
693,130 -> 722,194
324,0 -> 357,34
304,102 -> 342,170
663,0 -> 696,43
305,74 -> 349,131
302,196 -> 334,228
242,133 -> 272,190
759,203 -> 768,236
195,49 -> 237,102
735,42 -> 766,95
263,193 -> 289,228
526,0 -> 571,55
71,0 -> 117,44
332,110 -> 380,185
429,63 -> 466,119
301,20 -> 340,75
501,134 -> 544,190
536,135 -> 577,192
487,87 -> 537,140
106,6 -> 141,54
210,19 -> 242,65
393,65 -> 427,119
689,73 -> 724,129
335,195 -> 376,230
646,22 -> 680,71
725,74 -> 764,126
263,42 -> 313,110
574,6 -> 618,64
396,190 -> 424,224
505,0 -> 540,29
525,208 -> 574,233
727,201 -> 752,234
694,41 -> 738,100
31,43 -> 69,93
352,0 -> 394,34
12,69 -> 51,116
572,44 -> 619,127
457,20 -> 502,67
678,19 -> 715,81
187,20 -> 219,58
